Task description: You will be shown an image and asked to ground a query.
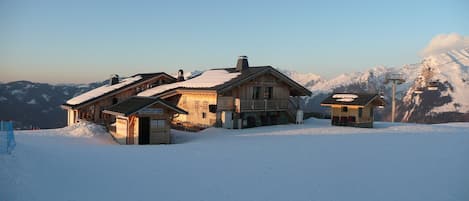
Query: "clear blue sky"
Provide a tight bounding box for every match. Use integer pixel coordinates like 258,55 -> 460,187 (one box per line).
1,0 -> 468,83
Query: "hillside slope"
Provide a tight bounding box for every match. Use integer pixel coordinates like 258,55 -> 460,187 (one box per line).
0,81 -> 104,129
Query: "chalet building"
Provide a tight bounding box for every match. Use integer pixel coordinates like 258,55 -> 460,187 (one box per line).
138,56 -> 312,129
61,73 -> 176,126
103,97 -> 187,145
320,93 -> 385,128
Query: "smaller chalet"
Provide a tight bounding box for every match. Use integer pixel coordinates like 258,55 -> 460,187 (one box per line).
103,97 -> 187,145
320,93 -> 384,128
61,73 -> 176,126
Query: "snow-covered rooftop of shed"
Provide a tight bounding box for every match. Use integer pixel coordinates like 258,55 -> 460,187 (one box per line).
66,76 -> 142,105
336,98 -> 355,102
138,70 -> 241,97
332,94 -> 358,99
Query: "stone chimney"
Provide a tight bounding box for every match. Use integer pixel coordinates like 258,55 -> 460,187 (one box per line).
177,69 -> 185,81
236,56 -> 249,72
109,74 -> 119,86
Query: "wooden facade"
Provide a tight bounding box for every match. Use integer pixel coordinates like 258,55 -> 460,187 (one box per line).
217,74 -> 292,128
62,73 -> 176,126
163,90 -> 218,127
156,69 -> 311,129
320,93 -> 384,128
329,105 -> 375,127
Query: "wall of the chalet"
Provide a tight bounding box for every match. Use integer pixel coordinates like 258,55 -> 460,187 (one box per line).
223,74 -> 290,100
172,91 -> 217,127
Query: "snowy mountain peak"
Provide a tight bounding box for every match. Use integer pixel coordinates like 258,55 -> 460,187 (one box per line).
400,48 -> 469,121
278,69 -> 322,89
281,47 -> 469,123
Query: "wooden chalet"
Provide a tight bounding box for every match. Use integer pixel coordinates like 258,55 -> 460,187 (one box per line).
61,73 -> 176,126
138,56 -> 312,129
320,93 -> 385,128
103,97 -> 187,145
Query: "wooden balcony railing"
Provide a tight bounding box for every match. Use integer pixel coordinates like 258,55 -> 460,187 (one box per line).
239,99 -> 289,111
218,97 -> 289,112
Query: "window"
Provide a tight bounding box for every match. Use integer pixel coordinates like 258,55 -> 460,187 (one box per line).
194,101 -> 200,110
202,101 -> 209,110
112,98 -> 118,105
209,104 -> 217,113
202,112 -> 206,119
264,87 -> 273,99
358,108 -> 363,118
252,86 -> 261,99
151,119 -> 166,129
341,106 -> 348,112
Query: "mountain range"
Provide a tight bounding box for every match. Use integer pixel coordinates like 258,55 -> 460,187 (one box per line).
1,48 -> 468,129
292,47 -> 469,123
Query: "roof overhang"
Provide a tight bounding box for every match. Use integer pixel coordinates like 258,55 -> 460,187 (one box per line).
102,110 -> 126,117
60,104 -> 73,110
320,94 -> 384,108
103,97 -> 188,117
155,88 -> 217,99
320,103 -> 365,108
217,67 -> 312,96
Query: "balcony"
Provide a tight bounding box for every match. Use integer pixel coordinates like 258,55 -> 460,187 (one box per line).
218,97 -> 289,112
239,99 -> 289,112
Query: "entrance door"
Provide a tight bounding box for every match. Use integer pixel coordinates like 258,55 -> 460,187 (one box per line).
221,111 -> 233,129
139,117 -> 150,144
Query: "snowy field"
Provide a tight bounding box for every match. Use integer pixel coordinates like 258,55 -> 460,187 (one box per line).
1,119 -> 469,201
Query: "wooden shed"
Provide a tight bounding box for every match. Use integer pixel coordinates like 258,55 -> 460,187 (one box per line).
103,97 -> 187,145
320,93 -> 385,128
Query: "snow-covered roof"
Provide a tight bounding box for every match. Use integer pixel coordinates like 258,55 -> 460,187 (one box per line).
332,94 -> 358,102
66,76 -> 143,105
332,94 -> 358,99
138,70 -> 241,97
321,93 -> 383,106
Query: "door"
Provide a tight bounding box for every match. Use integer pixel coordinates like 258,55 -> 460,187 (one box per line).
221,111 -> 233,129
139,117 -> 150,145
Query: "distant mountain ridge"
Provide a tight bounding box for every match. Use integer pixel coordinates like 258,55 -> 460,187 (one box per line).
297,47 -> 469,123
0,80 -> 105,129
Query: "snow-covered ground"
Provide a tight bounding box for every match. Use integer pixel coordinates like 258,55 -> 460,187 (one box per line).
1,119 -> 469,201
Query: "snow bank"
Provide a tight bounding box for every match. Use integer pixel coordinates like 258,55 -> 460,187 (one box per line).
138,70 -> 240,97
58,121 -> 109,138
18,121 -> 109,138
2,119 -> 469,201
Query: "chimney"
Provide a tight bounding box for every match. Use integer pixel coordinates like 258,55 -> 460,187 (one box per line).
236,56 -> 249,72
109,74 -> 119,86
177,69 -> 185,81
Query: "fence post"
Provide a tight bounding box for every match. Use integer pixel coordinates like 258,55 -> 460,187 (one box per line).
0,120 -> 15,154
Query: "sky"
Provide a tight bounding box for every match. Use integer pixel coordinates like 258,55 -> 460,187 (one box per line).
1,0 -> 469,84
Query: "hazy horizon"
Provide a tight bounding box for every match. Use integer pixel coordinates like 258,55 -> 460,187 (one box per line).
2,0 -> 469,84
